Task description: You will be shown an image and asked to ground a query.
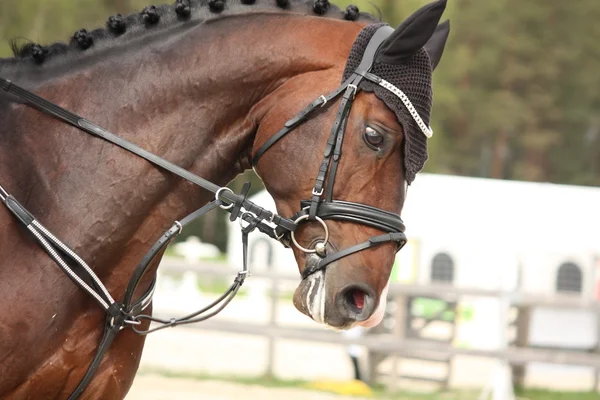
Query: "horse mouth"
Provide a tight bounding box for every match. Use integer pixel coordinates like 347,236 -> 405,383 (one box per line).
292,255 -> 380,330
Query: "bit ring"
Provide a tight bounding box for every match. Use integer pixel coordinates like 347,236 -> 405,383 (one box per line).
290,215 -> 329,254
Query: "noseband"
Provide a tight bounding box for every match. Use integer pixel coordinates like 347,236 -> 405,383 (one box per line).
253,25 -> 432,279
0,25 -> 429,399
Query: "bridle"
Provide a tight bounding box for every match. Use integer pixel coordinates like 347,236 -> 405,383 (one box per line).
254,25 -> 434,278
0,25 -> 429,399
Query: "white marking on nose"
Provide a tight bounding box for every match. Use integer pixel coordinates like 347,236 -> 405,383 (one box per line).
306,270 -> 326,324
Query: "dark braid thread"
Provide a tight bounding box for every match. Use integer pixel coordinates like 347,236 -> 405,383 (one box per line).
208,0 -> 226,12
141,5 -> 161,25
344,5 -> 359,20
175,0 -> 191,17
30,44 -> 49,64
276,0 -> 290,8
313,0 -> 330,15
7,0 -> 381,66
107,14 -> 127,34
72,29 -> 94,50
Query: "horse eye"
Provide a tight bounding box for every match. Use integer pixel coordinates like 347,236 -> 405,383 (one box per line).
364,126 -> 384,150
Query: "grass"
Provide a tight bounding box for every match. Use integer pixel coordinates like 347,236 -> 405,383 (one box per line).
137,367 -> 600,399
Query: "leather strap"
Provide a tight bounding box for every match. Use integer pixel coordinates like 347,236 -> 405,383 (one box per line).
2,192 -> 116,310
323,74 -> 361,203
130,213 -> 256,335
3,195 -> 34,225
353,26 -> 394,76
0,77 -> 296,235
251,79 -> 352,166
301,232 -> 406,279
294,200 -> 405,234
308,76 -> 362,219
123,200 -> 222,310
67,309 -> 125,400
127,276 -> 156,318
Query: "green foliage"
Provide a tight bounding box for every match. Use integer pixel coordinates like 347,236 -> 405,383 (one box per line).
418,0 -> 600,185
1,0 -> 597,251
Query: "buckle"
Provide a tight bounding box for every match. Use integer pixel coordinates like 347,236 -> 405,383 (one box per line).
347,84 -> 358,99
312,187 -> 324,196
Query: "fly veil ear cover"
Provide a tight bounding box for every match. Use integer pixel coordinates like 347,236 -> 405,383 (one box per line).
342,0 -> 449,183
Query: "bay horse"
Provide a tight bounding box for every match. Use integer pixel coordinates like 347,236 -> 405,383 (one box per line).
0,0 -> 449,398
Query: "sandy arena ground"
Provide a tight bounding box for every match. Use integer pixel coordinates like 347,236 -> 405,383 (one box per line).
128,375 -> 366,400
125,270 -> 598,398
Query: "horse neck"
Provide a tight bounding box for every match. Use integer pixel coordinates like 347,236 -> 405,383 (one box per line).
1,14 -> 357,288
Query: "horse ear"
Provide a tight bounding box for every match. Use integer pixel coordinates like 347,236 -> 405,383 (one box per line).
424,20 -> 450,70
376,0 -> 447,65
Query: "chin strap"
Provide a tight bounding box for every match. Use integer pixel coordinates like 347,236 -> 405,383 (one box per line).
301,232 -> 406,279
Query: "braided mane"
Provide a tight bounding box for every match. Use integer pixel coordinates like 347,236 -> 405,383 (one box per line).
6,0 -> 374,67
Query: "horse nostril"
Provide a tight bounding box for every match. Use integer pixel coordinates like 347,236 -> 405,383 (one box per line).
337,284 -> 376,322
344,288 -> 365,311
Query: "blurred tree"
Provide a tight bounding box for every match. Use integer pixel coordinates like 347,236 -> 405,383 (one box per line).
406,0 -> 600,185
103,0 -> 133,13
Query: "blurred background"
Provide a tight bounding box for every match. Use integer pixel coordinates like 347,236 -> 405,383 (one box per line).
1,1 -> 599,399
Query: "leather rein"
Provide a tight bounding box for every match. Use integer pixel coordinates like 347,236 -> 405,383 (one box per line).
0,25 -> 427,399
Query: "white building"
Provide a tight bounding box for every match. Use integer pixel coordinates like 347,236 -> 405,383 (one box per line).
227,173 -> 600,358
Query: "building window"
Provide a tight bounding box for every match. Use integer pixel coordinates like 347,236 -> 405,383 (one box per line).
431,253 -> 454,283
556,262 -> 582,293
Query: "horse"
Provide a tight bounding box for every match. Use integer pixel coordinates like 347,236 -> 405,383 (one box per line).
0,0 -> 449,397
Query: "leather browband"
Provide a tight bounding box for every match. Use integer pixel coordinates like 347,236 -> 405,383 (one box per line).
294,200 -> 405,233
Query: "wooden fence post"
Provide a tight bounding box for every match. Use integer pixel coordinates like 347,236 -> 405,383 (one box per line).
265,271 -> 278,378
511,306 -> 530,388
594,309 -> 600,391
387,295 -> 408,393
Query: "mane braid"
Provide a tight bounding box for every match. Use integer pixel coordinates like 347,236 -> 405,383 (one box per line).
4,0 -> 376,67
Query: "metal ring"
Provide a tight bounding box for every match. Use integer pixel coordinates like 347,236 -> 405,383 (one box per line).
215,187 -> 234,210
239,211 -> 257,229
273,228 -> 284,242
290,215 -> 329,254
319,95 -> 327,107
124,318 -> 142,326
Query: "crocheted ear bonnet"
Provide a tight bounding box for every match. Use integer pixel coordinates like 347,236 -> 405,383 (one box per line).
342,23 -> 433,184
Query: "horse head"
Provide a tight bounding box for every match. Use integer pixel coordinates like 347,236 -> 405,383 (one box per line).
253,1 -> 450,329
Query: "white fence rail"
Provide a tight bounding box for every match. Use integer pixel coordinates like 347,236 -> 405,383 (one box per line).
156,259 -> 600,390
